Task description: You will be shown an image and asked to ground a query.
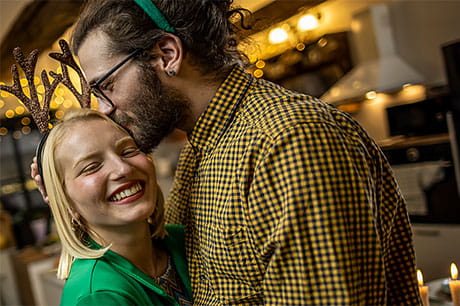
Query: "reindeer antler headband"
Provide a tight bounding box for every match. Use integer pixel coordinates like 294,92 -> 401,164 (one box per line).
0,39 -> 91,177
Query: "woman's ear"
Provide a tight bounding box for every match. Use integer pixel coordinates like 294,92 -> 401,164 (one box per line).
148,34 -> 183,77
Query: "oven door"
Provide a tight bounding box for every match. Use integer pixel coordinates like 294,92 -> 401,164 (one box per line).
384,142 -> 460,223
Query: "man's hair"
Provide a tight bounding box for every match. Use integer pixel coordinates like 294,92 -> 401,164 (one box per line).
71,0 -> 252,75
42,108 -> 166,280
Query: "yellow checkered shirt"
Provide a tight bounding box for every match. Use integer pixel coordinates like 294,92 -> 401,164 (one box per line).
165,65 -> 421,305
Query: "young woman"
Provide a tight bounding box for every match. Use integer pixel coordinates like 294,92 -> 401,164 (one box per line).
40,108 -> 191,305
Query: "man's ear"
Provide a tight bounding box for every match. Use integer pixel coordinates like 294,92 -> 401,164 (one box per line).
149,34 -> 183,77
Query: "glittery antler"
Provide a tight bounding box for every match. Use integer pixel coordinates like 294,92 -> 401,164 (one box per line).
0,48 -> 62,134
48,39 -> 91,108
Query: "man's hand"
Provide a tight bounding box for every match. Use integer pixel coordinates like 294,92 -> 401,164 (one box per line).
31,156 -> 49,204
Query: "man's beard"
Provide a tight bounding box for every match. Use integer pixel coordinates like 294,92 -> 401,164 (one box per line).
111,64 -> 190,153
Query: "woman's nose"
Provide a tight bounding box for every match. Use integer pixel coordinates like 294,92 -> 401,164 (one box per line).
109,157 -> 133,180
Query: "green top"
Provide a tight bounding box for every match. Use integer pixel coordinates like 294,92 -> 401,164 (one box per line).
60,225 -> 191,305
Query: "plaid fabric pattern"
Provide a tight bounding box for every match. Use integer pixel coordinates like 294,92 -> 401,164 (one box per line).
165,66 -> 421,305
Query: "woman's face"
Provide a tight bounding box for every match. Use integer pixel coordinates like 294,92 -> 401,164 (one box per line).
56,118 -> 158,232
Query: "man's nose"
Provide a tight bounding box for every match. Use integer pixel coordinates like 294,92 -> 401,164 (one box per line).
97,99 -> 115,115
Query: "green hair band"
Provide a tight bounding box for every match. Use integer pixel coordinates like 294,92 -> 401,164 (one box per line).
134,0 -> 176,33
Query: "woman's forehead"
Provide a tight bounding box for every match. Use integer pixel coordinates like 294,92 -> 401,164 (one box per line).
57,119 -> 127,157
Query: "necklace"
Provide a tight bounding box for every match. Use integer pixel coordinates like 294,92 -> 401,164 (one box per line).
152,254 -> 172,283
152,255 -> 192,305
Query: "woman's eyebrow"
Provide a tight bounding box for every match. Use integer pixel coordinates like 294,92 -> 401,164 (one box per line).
115,136 -> 135,147
72,151 -> 99,170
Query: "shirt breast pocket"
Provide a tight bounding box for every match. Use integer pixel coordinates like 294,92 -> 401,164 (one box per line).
202,224 -> 263,302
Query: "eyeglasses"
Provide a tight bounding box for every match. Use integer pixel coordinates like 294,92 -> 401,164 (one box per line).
90,48 -> 143,108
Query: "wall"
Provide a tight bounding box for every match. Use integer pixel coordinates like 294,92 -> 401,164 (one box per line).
316,0 -> 460,140
391,0 -> 460,87
317,0 -> 460,86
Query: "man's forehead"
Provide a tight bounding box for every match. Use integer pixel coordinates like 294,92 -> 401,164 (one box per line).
77,31 -> 114,82
78,30 -> 115,62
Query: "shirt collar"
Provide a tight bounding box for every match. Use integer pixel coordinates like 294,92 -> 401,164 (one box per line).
86,226 -> 188,298
188,65 -> 254,154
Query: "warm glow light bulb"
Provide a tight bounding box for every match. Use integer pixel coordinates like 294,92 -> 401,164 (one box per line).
21,117 -> 31,125
55,96 -> 64,104
253,69 -> 264,78
63,100 -> 73,108
403,83 -> 412,89
269,28 -> 288,44
22,126 -> 31,135
5,110 -> 14,118
366,91 -> 377,100
296,43 -> 306,51
37,85 -> 45,94
15,106 -> 25,115
297,14 -> 319,31
255,60 -> 265,69
55,110 -> 65,119
56,88 -> 65,96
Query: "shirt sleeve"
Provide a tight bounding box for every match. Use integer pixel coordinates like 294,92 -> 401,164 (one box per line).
165,144 -> 196,225
75,291 -> 136,305
246,121 -> 419,305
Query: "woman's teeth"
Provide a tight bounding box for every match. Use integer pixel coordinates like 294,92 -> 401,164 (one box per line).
110,183 -> 142,201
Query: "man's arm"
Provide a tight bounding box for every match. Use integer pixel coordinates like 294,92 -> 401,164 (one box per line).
248,122 -> 418,304
165,143 -> 195,225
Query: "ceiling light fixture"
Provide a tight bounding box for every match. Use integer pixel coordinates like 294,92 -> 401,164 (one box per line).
268,27 -> 289,44
297,13 -> 319,31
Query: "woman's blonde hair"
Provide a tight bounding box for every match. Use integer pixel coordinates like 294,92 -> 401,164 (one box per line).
41,108 -> 166,280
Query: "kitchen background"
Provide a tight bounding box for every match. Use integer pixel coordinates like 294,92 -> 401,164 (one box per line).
0,0 -> 459,305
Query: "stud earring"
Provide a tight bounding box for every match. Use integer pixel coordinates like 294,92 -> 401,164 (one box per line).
166,70 -> 176,77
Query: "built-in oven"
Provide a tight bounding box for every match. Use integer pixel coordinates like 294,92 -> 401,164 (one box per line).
383,97 -> 460,222
382,96 -> 460,281
382,135 -> 460,223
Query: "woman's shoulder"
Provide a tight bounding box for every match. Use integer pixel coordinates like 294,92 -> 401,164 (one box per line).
61,257 -> 149,305
63,258 -> 128,292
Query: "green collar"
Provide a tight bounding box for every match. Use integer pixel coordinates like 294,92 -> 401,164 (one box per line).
87,225 -> 191,298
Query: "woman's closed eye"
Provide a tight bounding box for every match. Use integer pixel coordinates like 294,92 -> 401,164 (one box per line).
80,162 -> 102,175
121,147 -> 140,157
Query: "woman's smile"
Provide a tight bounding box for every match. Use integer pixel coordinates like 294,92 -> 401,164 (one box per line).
108,181 -> 145,203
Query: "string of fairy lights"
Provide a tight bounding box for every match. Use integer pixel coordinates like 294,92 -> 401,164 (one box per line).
1,7 -> 323,138
238,7 -> 323,81
0,65 -> 95,140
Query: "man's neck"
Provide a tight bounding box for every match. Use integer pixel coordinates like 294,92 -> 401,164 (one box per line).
170,63 -> 232,133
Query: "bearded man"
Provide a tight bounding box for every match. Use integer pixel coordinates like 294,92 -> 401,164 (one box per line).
33,0 -> 421,304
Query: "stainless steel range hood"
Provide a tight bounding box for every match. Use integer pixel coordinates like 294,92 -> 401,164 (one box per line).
321,4 -> 424,104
